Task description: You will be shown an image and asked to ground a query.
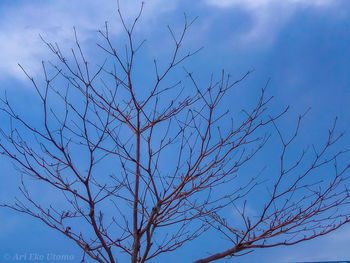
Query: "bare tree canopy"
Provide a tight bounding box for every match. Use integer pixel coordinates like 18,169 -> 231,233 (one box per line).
1,4 -> 350,263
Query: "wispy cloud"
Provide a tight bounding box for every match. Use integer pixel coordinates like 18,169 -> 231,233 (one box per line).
206,0 -> 332,9
0,0 -> 176,81
205,0 -> 335,46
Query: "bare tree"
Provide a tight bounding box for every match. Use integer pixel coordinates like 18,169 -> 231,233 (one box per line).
1,4 -> 350,263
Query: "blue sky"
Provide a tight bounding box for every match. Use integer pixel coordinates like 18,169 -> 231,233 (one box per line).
1,0 -> 350,262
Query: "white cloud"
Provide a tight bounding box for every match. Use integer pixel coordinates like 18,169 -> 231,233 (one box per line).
206,0 -> 332,9
205,0 -> 335,46
0,0 -> 176,82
